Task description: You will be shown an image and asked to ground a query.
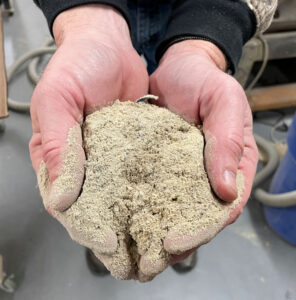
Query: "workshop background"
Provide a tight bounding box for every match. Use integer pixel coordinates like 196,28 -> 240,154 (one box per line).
0,1 -> 296,299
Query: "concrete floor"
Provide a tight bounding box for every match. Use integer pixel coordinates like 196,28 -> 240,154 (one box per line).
1,2 -> 296,299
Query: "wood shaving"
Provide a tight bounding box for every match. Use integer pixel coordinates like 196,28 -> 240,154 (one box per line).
38,100 -> 244,281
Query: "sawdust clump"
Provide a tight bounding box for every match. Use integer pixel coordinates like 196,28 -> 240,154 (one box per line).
38,100 -> 244,281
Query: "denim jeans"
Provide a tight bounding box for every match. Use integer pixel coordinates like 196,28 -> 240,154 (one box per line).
127,0 -> 173,74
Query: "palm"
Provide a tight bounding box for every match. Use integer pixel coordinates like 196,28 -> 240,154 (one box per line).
50,39 -> 148,111
30,38 -> 148,187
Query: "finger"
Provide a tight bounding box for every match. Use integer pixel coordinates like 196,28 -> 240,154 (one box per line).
170,248 -> 197,265
29,102 -> 43,173
93,253 -> 130,279
64,223 -> 118,255
48,124 -> 85,212
200,77 -> 247,202
44,124 -> 85,212
138,249 -> 169,278
137,271 -> 155,283
226,128 -> 258,225
93,233 -> 135,280
37,161 -> 118,254
164,223 -> 221,255
31,79 -> 85,212
29,132 -> 43,174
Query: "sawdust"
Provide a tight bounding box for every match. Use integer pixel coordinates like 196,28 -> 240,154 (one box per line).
38,100 -> 244,281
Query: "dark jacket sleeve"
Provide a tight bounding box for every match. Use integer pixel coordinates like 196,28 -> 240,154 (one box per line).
33,0 -> 130,35
34,0 -> 257,73
156,0 -> 257,73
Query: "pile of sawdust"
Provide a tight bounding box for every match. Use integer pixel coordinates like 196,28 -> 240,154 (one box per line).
38,100 -> 244,282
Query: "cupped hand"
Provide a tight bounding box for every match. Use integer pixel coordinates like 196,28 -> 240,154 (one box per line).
30,5 -> 148,256
146,40 -> 258,271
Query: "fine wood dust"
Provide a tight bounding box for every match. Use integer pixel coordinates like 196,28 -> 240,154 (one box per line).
38,100 -> 244,281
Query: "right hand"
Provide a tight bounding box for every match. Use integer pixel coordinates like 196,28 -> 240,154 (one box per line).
29,5 -> 148,253
148,40 -> 258,271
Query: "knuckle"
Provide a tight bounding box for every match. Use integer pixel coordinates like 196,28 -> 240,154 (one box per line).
225,132 -> 244,160
34,69 -> 84,114
42,138 -> 62,178
29,139 -> 37,161
246,142 -> 259,168
225,74 -> 243,92
221,74 -> 247,103
42,139 -> 60,163
32,79 -> 55,100
29,137 -> 35,153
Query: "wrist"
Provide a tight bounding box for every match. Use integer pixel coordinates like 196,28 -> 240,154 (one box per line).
160,40 -> 227,72
52,4 -> 131,47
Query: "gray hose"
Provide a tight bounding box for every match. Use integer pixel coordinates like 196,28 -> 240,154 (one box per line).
7,42 -> 55,112
253,133 -> 280,189
254,189 -> 296,207
245,34 -> 269,92
253,134 -> 296,207
27,39 -> 55,85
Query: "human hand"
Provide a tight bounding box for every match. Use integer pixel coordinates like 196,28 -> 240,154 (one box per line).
30,5 -> 148,255
148,40 -> 258,267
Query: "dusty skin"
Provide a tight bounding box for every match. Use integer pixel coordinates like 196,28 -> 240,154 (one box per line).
38,100 -> 244,282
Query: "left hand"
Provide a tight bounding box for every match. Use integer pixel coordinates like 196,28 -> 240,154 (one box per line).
146,40 -> 258,269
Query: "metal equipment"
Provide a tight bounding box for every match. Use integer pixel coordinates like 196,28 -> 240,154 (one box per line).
236,0 -> 296,111
0,255 -> 16,293
0,2 -> 16,293
0,0 -> 13,121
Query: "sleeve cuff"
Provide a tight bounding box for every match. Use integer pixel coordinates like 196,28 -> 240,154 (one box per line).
34,0 -> 130,35
156,0 -> 257,73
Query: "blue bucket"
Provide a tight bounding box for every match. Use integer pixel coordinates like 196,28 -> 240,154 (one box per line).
264,113 -> 296,246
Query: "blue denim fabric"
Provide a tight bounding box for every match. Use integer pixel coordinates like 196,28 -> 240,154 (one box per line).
127,0 -> 173,74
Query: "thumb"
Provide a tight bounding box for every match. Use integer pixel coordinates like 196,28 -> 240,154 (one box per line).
30,82 -> 85,212
200,78 -> 246,202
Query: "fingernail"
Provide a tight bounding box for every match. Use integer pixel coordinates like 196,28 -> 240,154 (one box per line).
223,170 -> 236,188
